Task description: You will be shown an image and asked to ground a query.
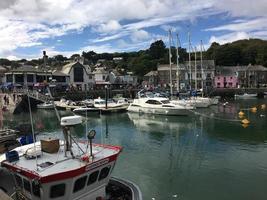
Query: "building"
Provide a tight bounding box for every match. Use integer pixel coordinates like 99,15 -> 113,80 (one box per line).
214,65 -> 267,88
157,60 -> 215,91
92,67 -> 110,87
61,61 -> 94,90
144,71 -> 158,87
0,66 -> 9,84
237,64 -> 267,88
4,65 -> 53,88
214,66 -> 238,88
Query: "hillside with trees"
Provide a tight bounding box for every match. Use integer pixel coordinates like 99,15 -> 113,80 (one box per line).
205,39 -> 267,66
1,39 -> 267,78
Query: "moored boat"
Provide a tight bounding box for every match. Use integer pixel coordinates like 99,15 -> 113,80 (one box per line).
0,115 -> 142,200
127,97 -> 190,116
234,93 -> 257,99
37,102 -> 54,109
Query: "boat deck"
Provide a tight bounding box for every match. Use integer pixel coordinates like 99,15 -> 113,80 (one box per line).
0,141 -> 121,182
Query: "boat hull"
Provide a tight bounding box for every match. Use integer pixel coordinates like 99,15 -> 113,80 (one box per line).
127,104 -> 189,116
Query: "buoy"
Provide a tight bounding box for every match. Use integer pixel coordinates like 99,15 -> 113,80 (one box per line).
241,118 -> 250,124
261,104 -> 266,110
242,123 -> 249,128
238,111 -> 245,116
250,107 -> 257,113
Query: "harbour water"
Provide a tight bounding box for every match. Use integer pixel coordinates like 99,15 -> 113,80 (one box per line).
2,98 -> 267,200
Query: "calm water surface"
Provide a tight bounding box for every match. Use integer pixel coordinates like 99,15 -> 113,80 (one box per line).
3,99 -> 267,200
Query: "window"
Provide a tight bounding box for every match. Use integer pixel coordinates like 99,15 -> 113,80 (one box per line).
146,100 -> 162,105
196,73 -> 202,78
6,74 -> 13,82
98,166 -> 111,181
23,179 -> 31,193
73,66 -> 84,82
15,175 -> 22,188
50,183 -> 65,198
102,75 -> 105,80
32,181 -> 40,197
15,74 -> 24,83
27,74 -> 34,82
87,171 -> 99,185
73,176 -> 87,193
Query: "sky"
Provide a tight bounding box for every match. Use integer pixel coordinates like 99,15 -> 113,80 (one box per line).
1,0 -> 267,60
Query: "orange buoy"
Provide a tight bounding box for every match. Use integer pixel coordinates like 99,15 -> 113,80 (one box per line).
250,107 -> 257,113
241,118 -> 250,124
238,111 -> 245,116
242,123 -> 249,128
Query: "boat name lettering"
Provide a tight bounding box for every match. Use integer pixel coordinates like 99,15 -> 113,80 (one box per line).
85,158 -> 109,171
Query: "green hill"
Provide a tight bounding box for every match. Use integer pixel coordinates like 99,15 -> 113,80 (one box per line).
205,39 -> 267,66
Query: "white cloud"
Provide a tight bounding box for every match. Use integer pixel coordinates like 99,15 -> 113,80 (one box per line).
209,32 -> 250,45
1,0 -> 267,58
205,18 -> 267,32
130,29 -> 150,42
95,20 -> 122,33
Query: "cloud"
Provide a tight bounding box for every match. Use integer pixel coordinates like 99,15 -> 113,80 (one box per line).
205,17 -> 267,32
95,20 -> 122,33
209,32 -> 250,45
1,0 -> 267,58
130,29 -> 150,42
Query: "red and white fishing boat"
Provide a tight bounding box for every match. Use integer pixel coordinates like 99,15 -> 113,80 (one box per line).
0,115 -> 142,200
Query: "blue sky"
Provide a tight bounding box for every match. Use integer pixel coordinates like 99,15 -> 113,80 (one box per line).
0,0 -> 267,60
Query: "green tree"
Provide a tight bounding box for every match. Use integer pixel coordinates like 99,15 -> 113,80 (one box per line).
149,40 -> 166,59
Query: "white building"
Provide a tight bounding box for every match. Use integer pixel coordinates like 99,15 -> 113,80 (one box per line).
61,61 -> 94,90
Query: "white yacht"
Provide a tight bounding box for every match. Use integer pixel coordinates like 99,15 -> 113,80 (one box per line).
127,97 -> 190,116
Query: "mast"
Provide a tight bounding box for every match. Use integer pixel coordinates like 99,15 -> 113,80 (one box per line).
194,46 -> 197,91
188,32 -> 192,91
169,29 -> 173,97
176,34 -> 180,93
200,40 -> 204,97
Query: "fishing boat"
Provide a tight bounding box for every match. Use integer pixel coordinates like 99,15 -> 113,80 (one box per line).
234,93 -> 257,99
0,115 -> 142,200
127,97 -> 190,116
37,102 -> 54,109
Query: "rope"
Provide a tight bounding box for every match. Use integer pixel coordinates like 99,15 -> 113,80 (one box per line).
188,109 -> 241,122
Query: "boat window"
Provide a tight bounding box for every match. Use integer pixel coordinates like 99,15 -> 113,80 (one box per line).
161,100 -> 170,104
32,181 -> 40,197
15,175 -> 22,188
87,171 -> 99,185
23,179 -> 31,193
98,166 -> 111,181
146,100 -> 162,105
50,183 -> 65,198
73,176 -> 87,193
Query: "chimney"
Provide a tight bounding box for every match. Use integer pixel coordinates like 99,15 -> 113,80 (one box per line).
43,51 -> 48,67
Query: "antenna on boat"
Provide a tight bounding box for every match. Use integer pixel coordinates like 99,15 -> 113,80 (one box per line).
194,46 -> 197,91
200,40 -> 204,97
87,130 -> 96,158
176,33 -> 180,94
188,30 -> 192,91
168,29 -> 173,98
60,115 -> 83,158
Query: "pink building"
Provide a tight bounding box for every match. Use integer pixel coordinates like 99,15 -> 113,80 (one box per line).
214,76 -> 238,88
